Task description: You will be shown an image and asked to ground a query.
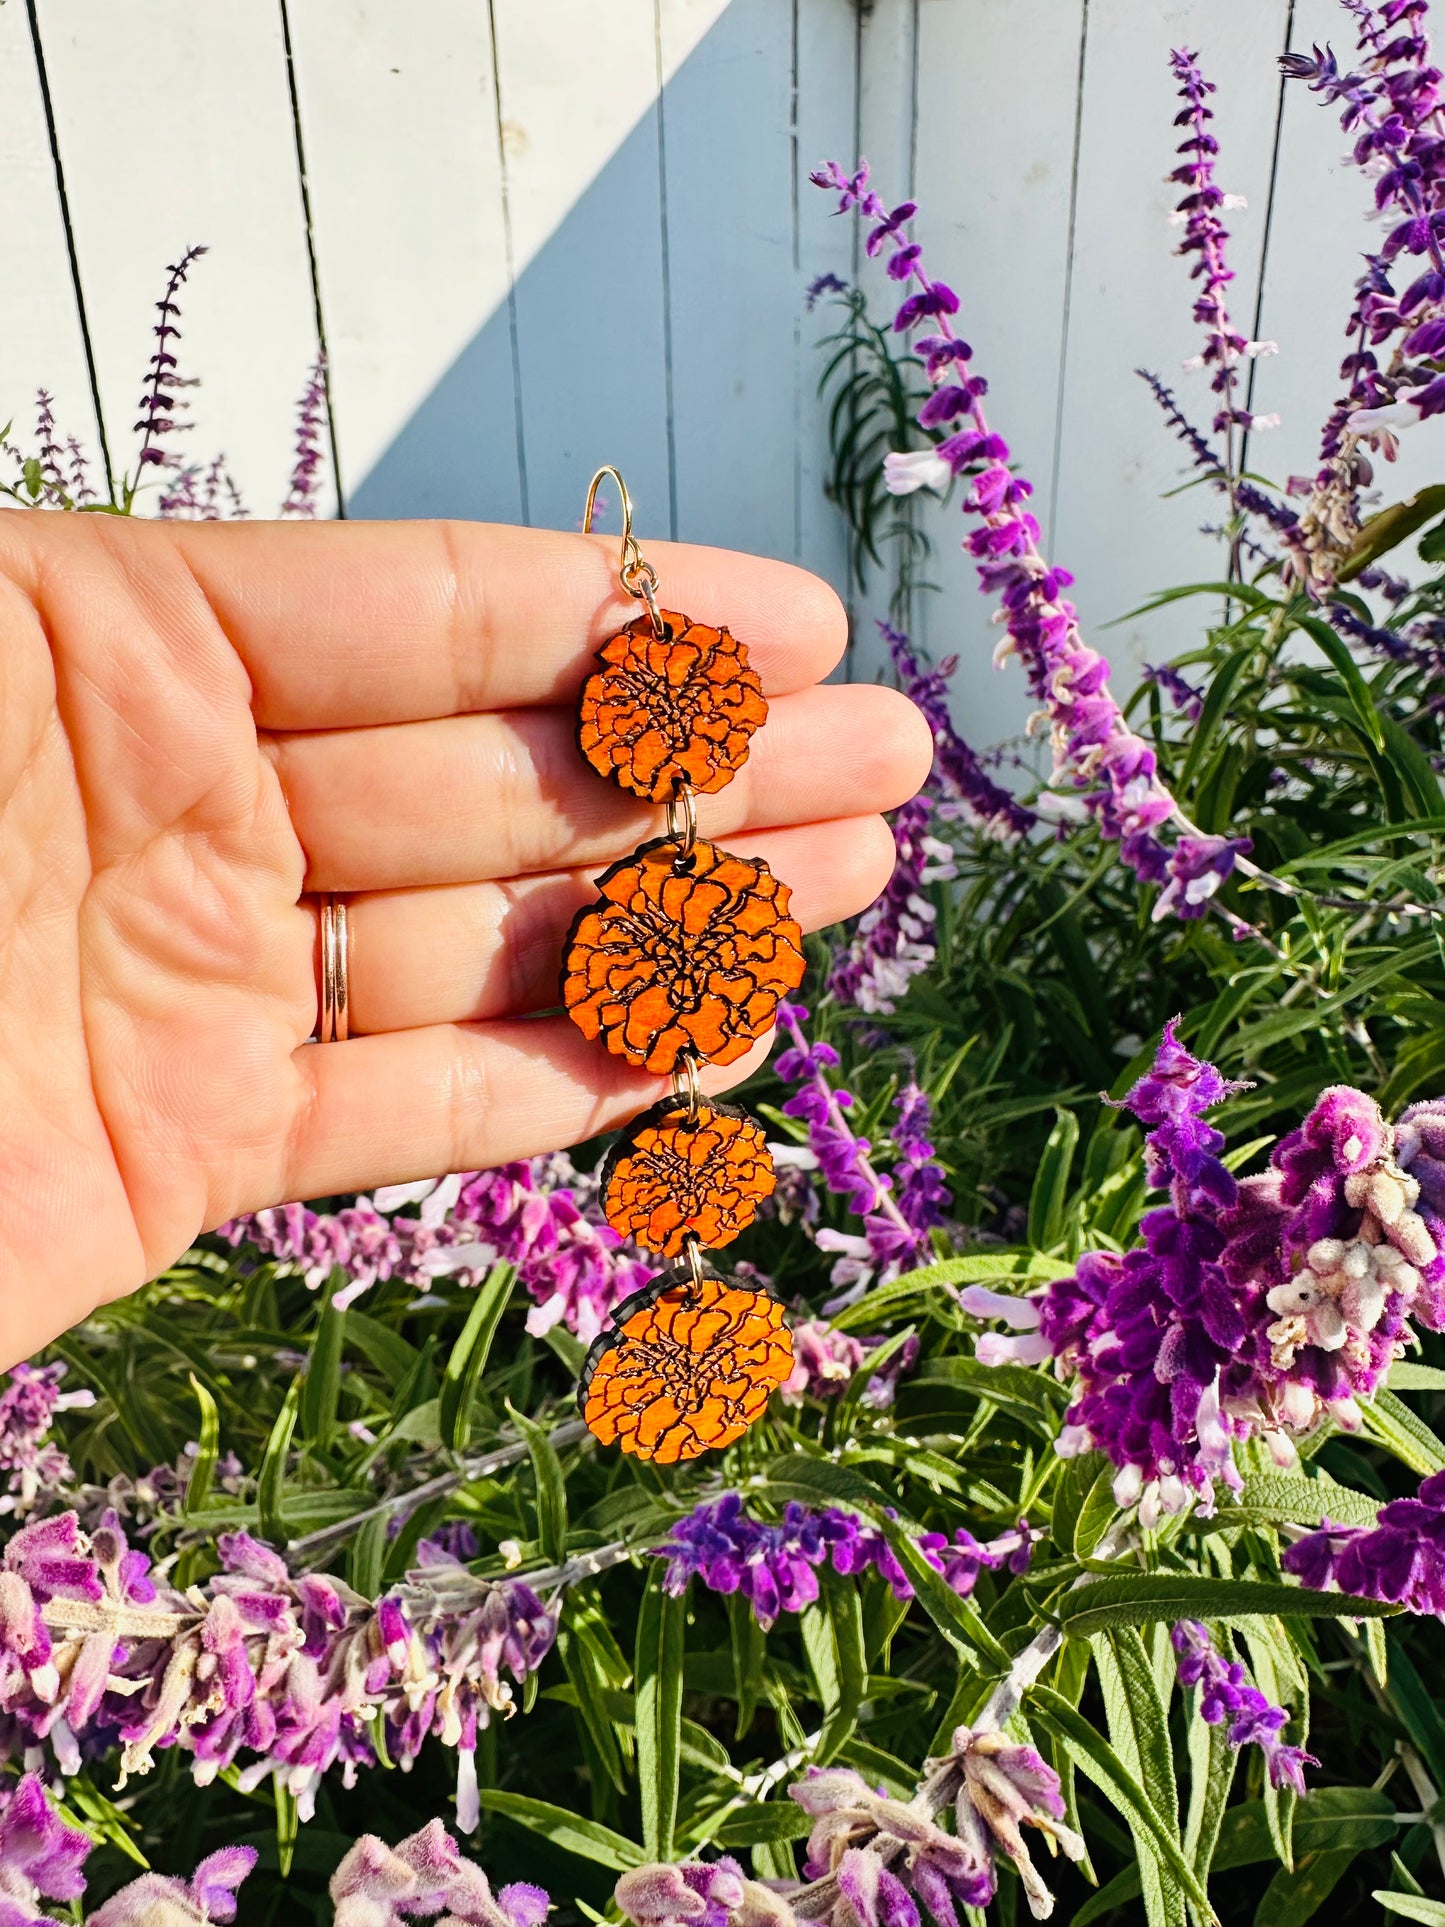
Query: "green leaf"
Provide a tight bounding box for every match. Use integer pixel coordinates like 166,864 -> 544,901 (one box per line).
474,1791 -> 645,1870
1075,1788 -> 1397,1923
558,1620 -> 629,1796
1183,1705 -> 1236,1914
726,1591 -> 765,1740
1363,1389 -> 1445,1476
1178,640 -> 1257,799
814,1567 -> 867,1763
1293,613 -> 1386,750
1389,1362 -> 1445,1393
867,1512 -> 1011,1669
1028,1109 -> 1080,1251
1382,1640 -> 1445,1786
1375,1898 -> 1445,1924
1072,1459 -> 1120,1559
1254,1850 -> 1364,1926
1058,1574 -> 1398,1639
1226,1475 -> 1380,1530
61,1777 -> 149,1868
1094,1629 -> 1185,1927
714,1804 -> 812,1847
300,1278 -> 347,1447
184,1373 -> 220,1518
256,1377 -> 302,1548
1337,482 -> 1445,578
344,1311 -> 419,1387
274,1779 -> 299,1879
347,1511 -> 388,1600
1030,1686 -> 1213,1922
507,1398 -> 568,1566
439,1262 -> 516,1452
635,1572 -> 685,1860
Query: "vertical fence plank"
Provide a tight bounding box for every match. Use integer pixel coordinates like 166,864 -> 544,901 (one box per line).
794,0 -> 859,598
1248,0 -> 1444,517
0,6 -> 104,490
1049,0 -> 1290,698
659,0 -> 800,559
490,0 -> 674,537
34,0 -> 327,517
285,0 -> 521,523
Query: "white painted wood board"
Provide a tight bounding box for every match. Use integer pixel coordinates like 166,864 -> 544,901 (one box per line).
33,0 -> 328,518
0,5 -> 104,497
285,0 -> 521,525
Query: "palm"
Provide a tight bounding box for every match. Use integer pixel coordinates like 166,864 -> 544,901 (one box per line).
0,513 -> 930,1366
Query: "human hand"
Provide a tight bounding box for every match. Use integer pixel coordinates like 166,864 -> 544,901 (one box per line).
0,514 -> 931,1366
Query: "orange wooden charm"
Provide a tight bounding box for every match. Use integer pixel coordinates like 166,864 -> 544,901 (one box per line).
580,1266 -> 794,1462
577,611 -> 767,802
561,837 -> 805,1073
601,1098 -> 775,1258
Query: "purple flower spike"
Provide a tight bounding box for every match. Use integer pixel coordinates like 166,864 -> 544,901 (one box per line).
775,1003 -> 950,1292
1171,1621 -> 1316,1793
1280,3 -> 1445,584
654,1494 -> 1027,1630
220,1149 -> 657,1330
0,1773 -> 91,1908
813,160 -> 1245,921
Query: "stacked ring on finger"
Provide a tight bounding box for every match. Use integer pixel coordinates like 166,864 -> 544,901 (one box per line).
563,466 -> 802,1465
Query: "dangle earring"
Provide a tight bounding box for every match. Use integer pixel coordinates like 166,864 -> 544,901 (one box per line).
563,466 -> 804,1463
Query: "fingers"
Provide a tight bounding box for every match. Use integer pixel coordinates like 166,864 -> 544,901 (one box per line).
40,516 -> 848,728
342,815 -> 897,1033
278,1015 -> 777,1206
270,681 -> 932,891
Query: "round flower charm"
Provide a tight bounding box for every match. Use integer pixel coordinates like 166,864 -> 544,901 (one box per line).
601,1099 -> 775,1257
580,1267 -> 794,1461
577,611 -> 767,802
561,837 -> 805,1073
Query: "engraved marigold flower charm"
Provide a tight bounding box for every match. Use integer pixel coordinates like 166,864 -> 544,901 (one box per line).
565,464 -> 797,1461
562,837 -> 804,1075
600,1097 -> 775,1258
580,1267 -> 793,1462
578,611 -> 767,802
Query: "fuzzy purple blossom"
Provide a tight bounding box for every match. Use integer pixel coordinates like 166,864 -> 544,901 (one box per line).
1284,1466 -> 1445,1615
1167,50 -> 1278,455
880,624 -> 1036,840
1137,369 -> 1299,544
0,1366 -> 92,1518
616,1856 -> 793,1927
0,1509 -> 554,1834
826,797 -> 956,1012
219,1152 -> 655,1341
1170,1620 -> 1316,1793
134,246 -> 206,472
282,352 -> 329,517
776,1004 -> 951,1296
1142,661 -> 1206,723
1281,2 -> 1445,582
971,1023 -> 1445,1520
0,1772 -> 90,1918
330,1817 -> 549,1927
0,1770 -> 256,1927
786,1727 -> 1085,1924
655,1493 -> 1035,1632
812,159 -> 1248,919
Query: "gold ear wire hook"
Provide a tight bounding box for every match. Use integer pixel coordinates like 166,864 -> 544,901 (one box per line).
584,464 -> 665,641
